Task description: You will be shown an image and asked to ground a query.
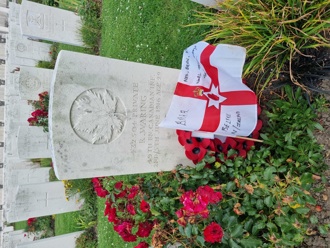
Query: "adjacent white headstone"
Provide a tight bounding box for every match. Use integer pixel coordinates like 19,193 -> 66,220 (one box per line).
5,181 -> 82,222
20,0 -> 84,46
17,126 -> 51,159
2,230 -> 36,248
7,168 -> 50,187
191,0 -> 220,7
13,38 -> 51,62
16,231 -> 84,248
4,96 -> 33,157
19,66 -> 52,100
8,2 -> 21,27
50,51 -> 190,180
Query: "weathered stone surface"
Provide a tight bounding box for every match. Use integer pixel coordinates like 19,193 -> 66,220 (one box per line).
50,51 -> 190,179
20,0 -> 83,46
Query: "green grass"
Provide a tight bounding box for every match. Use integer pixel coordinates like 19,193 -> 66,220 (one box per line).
97,197 -> 130,248
14,221 -> 27,230
97,1 -> 212,246
54,211 -> 82,235
100,0 -> 211,68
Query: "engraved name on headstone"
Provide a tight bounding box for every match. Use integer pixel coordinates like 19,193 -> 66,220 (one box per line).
50,51 -> 190,180
20,0 -> 84,46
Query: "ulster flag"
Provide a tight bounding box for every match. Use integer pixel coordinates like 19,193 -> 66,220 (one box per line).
160,41 -> 257,138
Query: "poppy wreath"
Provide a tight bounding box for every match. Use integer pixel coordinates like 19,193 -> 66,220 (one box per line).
176,105 -> 262,164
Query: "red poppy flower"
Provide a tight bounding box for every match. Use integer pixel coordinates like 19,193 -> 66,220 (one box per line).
213,138 -> 226,154
184,137 -> 209,163
134,242 -> 149,248
136,221 -> 153,237
204,222 -> 224,243
176,130 -> 192,146
140,200 -> 150,213
254,120 -> 263,132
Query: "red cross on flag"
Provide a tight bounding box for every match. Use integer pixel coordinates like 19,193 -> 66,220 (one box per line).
160,41 -> 258,138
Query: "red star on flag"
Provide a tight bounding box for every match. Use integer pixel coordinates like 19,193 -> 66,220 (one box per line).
160,42 -> 258,138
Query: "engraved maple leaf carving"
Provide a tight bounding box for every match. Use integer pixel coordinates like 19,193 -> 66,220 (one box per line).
72,89 -> 126,144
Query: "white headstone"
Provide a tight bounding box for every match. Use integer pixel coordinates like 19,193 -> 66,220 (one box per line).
17,126 -> 51,159
191,0 -> 220,7
8,2 -> 21,27
4,96 -> 33,157
5,181 -> 82,222
16,231 -> 83,248
19,66 -> 52,100
13,38 -> 51,62
2,230 -> 35,248
20,0 -> 84,46
50,51 -> 190,180
7,168 -> 50,187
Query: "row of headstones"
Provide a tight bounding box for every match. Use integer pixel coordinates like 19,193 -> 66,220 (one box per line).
0,1 -> 87,247
1,0 -> 219,247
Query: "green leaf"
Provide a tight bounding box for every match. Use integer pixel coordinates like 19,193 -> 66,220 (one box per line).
195,161 -> 206,171
286,145 -> 298,151
300,172 -> 313,187
252,221 -> 265,235
227,149 -> 238,158
310,215 -> 318,224
241,237 -> 263,248
184,223 -> 192,238
295,207 -> 310,214
263,167 -> 276,180
313,122 -> 324,131
196,236 -> 205,246
229,238 -> 241,248
204,155 -> 216,164
226,181 -> 236,191
244,219 -> 254,231
318,225 -> 329,235
150,208 -> 161,216
230,224 -> 243,238
264,196 -> 273,207
192,225 -> 199,235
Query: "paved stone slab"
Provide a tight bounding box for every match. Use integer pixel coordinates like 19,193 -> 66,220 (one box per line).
50,51 -> 190,180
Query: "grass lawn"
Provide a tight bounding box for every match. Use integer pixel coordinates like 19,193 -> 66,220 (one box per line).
54,211 -> 82,235
97,0 -> 212,247
14,221 -> 27,231
100,0 -> 210,67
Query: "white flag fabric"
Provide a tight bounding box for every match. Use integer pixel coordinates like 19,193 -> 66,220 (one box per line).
159,41 -> 257,138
